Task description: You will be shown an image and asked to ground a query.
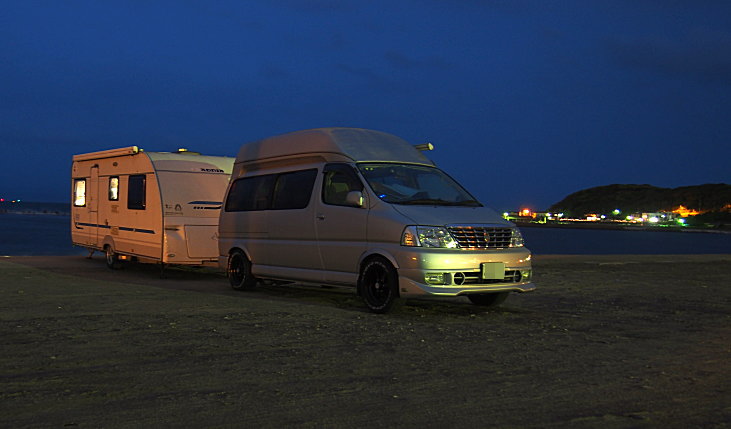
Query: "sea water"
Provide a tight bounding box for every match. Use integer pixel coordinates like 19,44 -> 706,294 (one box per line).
0,202 -> 83,256
1,202 -> 729,256
520,226 -> 731,255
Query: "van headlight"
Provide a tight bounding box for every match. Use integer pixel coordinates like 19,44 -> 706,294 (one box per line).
401,226 -> 458,248
511,228 -> 525,247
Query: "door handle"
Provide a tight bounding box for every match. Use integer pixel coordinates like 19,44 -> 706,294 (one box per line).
316,214 -> 325,220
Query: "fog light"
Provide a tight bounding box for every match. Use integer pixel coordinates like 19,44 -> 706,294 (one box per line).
521,270 -> 532,281
425,272 -> 448,285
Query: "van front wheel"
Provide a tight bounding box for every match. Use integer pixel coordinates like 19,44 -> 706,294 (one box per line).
359,257 -> 401,313
228,250 -> 256,290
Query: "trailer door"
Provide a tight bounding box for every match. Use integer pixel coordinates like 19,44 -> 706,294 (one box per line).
87,165 -> 100,246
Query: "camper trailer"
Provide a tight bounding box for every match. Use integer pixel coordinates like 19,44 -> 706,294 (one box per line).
219,128 -> 535,313
71,146 -> 234,269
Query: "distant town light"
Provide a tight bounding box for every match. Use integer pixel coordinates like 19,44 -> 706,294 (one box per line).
673,205 -> 701,217
612,209 -> 621,215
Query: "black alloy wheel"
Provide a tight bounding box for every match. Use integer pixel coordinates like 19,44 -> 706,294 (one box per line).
359,257 -> 401,313
228,250 -> 257,290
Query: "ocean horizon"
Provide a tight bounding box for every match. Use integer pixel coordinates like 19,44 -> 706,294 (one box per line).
1,201 -> 729,256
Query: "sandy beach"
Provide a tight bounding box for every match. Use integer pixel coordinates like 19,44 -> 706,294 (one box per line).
1,254 -> 730,427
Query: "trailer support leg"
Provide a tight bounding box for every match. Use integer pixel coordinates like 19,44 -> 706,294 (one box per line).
86,249 -> 95,259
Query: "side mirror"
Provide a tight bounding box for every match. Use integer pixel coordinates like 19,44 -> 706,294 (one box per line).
345,191 -> 365,208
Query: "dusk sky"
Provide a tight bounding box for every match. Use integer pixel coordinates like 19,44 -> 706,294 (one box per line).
1,1 -> 729,211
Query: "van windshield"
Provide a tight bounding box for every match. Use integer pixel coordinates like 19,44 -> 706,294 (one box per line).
357,163 -> 482,206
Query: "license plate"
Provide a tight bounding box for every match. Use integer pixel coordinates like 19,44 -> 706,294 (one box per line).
481,262 -> 505,280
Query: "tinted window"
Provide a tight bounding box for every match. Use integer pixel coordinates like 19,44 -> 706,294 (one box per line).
272,170 -> 317,209
128,174 -> 146,210
225,169 -> 317,212
225,174 -> 276,211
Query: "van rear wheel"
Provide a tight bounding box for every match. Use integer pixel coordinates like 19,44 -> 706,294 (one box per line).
467,292 -> 509,307
228,250 -> 257,290
359,257 -> 401,313
104,245 -> 122,270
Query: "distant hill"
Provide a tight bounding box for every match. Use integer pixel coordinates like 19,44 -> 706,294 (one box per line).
548,184 -> 731,217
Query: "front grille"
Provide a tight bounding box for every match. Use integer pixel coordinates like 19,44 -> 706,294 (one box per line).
447,226 -> 513,249
455,270 -> 523,285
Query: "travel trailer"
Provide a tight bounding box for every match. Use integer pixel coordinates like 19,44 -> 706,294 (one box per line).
219,128 -> 535,313
71,146 -> 234,269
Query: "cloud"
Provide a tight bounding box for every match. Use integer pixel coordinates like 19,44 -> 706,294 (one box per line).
606,32 -> 731,85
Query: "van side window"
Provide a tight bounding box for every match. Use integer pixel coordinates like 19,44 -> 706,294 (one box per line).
225,175 -> 276,211
271,169 -> 317,209
225,169 -> 317,211
322,164 -> 363,206
108,176 -> 120,201
128,174 -> 146,210
73,179 -> 86,207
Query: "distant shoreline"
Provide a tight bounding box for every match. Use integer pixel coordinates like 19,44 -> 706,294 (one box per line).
0,201 -> 70,216
0,209 -> 70,216
514,220 -> 731,234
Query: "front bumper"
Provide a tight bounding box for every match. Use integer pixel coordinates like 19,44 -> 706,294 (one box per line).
393,246 -> 535,297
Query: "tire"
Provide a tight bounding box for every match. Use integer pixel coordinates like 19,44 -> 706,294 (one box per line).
358,257 -> 401,313
104,245 -> 122,270
228,250 -> 257,290
467,292 -> 509,307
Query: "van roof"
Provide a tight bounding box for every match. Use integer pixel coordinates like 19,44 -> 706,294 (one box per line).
235,128 -> 433,165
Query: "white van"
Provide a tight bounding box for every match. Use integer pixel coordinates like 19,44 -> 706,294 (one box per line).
219,128 -> 534,312
71,146 -> 234,269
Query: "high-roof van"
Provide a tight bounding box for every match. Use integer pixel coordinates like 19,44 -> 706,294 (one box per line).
218,128 -> 534,312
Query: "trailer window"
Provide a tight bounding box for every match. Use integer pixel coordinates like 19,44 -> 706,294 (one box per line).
73,179 -> 86,207
128,174 -> 146,210
108,176 -> 119,201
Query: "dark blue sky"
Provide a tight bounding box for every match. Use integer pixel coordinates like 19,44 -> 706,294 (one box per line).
2,1 -> 729,211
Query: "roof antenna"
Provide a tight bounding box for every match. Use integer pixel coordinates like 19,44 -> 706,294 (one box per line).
414,142 -> 434,151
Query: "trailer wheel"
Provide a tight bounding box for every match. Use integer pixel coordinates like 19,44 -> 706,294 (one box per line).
467,292 -> 509,307
228,250 -> 257,290
104,245 -> 122,270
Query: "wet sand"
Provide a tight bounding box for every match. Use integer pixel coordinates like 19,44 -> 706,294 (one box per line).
1,254 -> 730,427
